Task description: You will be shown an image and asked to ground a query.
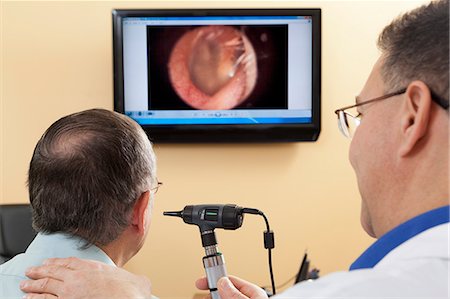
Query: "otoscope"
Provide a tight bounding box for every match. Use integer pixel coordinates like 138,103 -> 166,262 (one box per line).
164,204 -> 275,299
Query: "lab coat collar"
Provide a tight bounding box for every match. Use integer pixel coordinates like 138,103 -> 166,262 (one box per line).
349,205 -> 450,270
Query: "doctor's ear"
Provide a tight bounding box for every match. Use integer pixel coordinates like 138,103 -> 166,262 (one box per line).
398,81 -> 432,157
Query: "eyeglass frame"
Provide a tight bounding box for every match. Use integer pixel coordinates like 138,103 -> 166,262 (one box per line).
335,88 -> 406,115
150,179 -> 163,194
334,87 -> 449,138
334,88 -> 406,138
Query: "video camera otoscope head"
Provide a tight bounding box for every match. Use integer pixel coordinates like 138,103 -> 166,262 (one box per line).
164,204 -> 276,298
164,204 -> 246,299
163,204 -> 244,247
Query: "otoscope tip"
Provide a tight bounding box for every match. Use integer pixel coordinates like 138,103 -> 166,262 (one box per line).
163,211 -> 183,217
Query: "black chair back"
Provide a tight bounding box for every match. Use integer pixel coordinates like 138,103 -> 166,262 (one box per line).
0,204 -> 37,264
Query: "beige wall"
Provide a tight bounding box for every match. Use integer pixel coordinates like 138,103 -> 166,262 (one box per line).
1,1 -> 426,298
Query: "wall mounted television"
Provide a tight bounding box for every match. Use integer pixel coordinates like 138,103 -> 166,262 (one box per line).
113,9 -> 321,142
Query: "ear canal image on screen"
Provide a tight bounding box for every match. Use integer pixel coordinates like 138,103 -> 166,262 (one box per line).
168,25 -> 258,110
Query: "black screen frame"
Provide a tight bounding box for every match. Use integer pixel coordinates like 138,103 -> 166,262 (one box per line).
113,8 -> 321,143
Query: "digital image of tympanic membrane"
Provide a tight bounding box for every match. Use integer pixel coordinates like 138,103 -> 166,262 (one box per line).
168,25 -> 258,110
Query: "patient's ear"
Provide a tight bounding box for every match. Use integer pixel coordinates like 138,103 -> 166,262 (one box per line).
398,81 -> 432,157
131,191 -> 150,236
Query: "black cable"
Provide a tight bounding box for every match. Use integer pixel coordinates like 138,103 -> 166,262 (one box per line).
262,274 -> 296,291
242,208 -> 276,296
268,246 -> 275,295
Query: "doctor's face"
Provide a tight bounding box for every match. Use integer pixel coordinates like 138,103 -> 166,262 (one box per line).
349,58 -> 403,238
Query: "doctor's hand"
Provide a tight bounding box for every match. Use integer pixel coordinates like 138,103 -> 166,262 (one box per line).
195,275 -> 268,299
20,257 -> 152,299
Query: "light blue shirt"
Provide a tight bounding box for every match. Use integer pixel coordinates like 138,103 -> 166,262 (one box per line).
0,232 -> 115,298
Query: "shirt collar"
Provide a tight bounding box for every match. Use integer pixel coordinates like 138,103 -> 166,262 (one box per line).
26,232 -> 116,267
350,205 -> 450,271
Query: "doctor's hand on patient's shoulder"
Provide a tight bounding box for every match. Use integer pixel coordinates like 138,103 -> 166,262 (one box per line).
20,257 -> 152,299
195,275 -> 268,299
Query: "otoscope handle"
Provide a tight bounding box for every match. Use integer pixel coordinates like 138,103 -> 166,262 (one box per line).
203,253 -> 227,299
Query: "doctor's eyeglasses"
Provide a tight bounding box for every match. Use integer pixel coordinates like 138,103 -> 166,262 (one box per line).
334,89 -> 407,139
335,86 -> 449,139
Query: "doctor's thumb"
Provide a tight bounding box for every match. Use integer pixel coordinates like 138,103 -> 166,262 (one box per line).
217,277 -> 249,299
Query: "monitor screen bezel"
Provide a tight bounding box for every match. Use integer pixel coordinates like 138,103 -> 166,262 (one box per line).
113,8 -> 321,143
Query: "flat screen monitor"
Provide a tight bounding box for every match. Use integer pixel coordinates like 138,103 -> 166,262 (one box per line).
113,9 -> 321,142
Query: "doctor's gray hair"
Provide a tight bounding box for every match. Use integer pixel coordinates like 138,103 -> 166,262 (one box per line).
378,0 -> 449,109
28,109 -> 156,247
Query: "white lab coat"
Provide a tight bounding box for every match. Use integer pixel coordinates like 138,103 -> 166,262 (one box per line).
275,223 -> 449,298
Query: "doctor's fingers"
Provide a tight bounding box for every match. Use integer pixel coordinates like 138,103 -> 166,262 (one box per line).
195,277 -> 209,290
25,264 -> 72,281
20,278 -> 61,298
43,257 -> 107,271
218,277 -> 268,299
23,293 -> 57,299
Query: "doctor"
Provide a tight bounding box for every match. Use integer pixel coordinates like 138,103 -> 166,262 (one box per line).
19,0 -> 449,298
195,0 -> 450,297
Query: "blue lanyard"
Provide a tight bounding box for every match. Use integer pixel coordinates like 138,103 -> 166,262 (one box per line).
350,205 -> 450,270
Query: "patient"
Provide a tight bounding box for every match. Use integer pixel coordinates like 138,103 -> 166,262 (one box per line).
0,109 -> 159,298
